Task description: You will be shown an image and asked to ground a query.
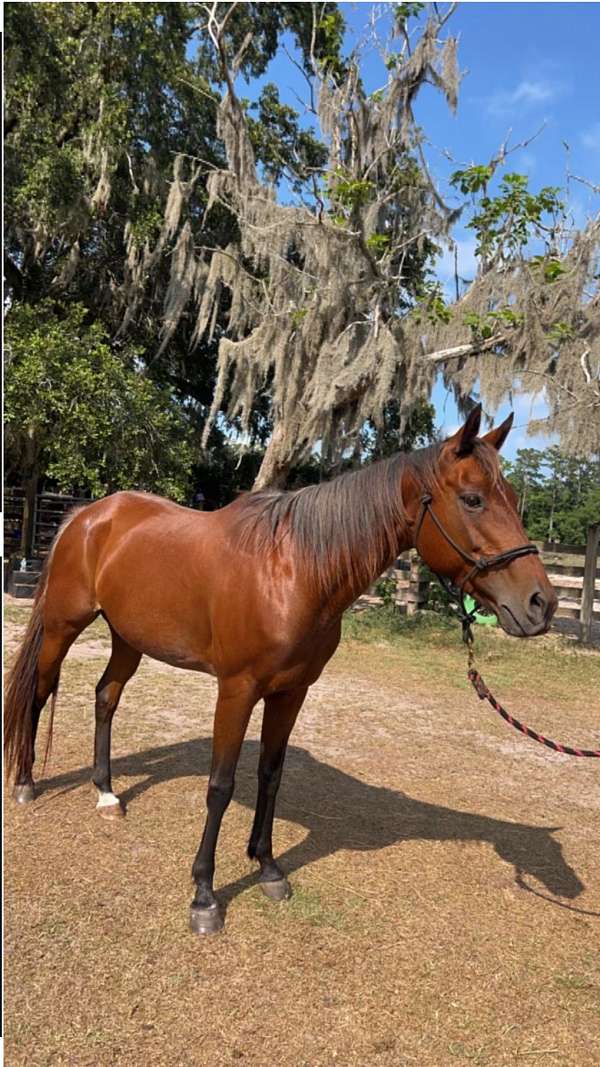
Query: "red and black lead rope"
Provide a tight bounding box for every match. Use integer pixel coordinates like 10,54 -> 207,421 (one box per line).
413,504 -> 598,759
468,668 -> 600,758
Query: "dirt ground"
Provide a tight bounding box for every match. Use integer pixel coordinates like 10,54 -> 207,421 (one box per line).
4,597 -> 600,1067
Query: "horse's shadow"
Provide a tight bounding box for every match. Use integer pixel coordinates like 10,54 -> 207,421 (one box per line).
37,737 -> 586,911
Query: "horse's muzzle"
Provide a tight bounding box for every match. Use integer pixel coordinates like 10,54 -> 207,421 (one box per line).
496,587 -> 558,637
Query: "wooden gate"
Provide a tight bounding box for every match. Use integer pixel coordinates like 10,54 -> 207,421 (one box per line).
3,489 -> 92,559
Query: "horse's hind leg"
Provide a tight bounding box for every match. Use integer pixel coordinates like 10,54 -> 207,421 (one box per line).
247,686 -> 307,901
92,629 -> 141,819
14,620 -> 93,803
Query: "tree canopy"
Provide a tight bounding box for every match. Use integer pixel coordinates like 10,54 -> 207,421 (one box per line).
192,3 -> 599,482
5,301 -> 195,500
503,447 -> 600,544
4,1 -> 599,511
4,1 -> 347,501
4,1 -> 339,352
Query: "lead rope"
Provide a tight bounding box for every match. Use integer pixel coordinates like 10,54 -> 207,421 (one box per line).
467,662 -> 600,758
463,622 -> 600,758
462,591 -> 599,757
413,494 -> 599,758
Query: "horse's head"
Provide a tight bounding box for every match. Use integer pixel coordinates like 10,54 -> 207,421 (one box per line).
414,404 -> 557,637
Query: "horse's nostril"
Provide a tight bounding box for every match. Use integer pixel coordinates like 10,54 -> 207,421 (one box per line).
529,591 -> 546,617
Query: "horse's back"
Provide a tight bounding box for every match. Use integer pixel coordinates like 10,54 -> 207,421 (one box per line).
51,491 -> 208,579
45,490 -> 337,683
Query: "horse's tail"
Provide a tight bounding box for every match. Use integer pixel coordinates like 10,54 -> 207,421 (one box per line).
4,554 -> 57,783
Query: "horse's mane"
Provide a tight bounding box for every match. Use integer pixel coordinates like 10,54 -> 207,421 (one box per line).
233,439 -> 500,595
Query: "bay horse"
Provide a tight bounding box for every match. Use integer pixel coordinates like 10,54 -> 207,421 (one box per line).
4,405 -> 557,934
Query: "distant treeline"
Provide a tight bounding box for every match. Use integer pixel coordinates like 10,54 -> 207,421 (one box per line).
502,447 -> 600,544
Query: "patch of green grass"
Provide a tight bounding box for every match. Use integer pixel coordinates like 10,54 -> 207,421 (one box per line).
79,615 -> 111,642
250,884 -> 347,929
554,972 -> 596,992
340,604 -> 600,698
448,1042 -> 489,1064
342,605 -> 454,645
4,597 -> 111,642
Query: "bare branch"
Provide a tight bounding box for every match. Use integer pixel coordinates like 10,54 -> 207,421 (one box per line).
568,173 -> 600,196
421,338 -> 503,363
282,43 -> 317,114
125,152 -> 139,196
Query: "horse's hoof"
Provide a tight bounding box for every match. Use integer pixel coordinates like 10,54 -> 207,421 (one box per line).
96,799 -> 125,819
260,878 -> 292,902
189,903 -> 224,936
13,783 -> 35,805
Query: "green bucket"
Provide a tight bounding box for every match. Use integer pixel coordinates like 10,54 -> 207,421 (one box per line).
463,594 -> 497,626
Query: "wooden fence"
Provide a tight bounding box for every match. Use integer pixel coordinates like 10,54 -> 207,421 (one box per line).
539,525 -> 600,643
3,488 -> 26,558
4,490 -> 93,598
357,528 -> 600,643
358,552 -> 430,615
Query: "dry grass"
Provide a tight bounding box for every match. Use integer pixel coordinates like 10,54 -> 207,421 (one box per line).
4,597 -> 600,1066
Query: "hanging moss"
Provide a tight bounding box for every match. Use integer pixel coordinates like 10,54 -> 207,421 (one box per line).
415,218 -> 600,454
171,13 -> 463,486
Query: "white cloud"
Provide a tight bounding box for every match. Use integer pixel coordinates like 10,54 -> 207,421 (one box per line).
486,78 -> 562,117
581,122 -> 600,152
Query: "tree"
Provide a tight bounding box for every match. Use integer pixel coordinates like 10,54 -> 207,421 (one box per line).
4,1 -> 345,496
361,399 -> 437,462
172,3 -> 598,486
502,449 -> 545,521
422,167 -> 600,455
187,3 -> 460,486
5,302 -> 195,553
503,446 -> 600,543
6,3 -> 599,500
4,2 -> 340,360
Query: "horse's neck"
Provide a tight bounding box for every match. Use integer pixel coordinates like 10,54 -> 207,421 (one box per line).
316,462 -> 419,616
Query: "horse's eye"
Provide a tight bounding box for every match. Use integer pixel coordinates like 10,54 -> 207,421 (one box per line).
462,493 -> 483,510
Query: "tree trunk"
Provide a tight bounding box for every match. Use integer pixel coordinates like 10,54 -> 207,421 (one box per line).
519,481 -> 527,521
548,482 -> 556,541
19,430 -> 40,558
20,468 -> 39,558
252,421 -> 304,490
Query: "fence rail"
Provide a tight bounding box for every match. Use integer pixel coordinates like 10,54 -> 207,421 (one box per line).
536,540 -> 589,555
358,552 -> 430,615
357,533 -> 600,643
3,488 -> 26,558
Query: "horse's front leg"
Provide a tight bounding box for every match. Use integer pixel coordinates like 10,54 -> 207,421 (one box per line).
190,680 -> 257,935
248,686 -> 308,901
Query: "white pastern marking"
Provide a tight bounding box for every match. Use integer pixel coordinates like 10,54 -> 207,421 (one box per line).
96,791 -> 120,809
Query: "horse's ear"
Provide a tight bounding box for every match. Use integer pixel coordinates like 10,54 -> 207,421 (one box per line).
447,403 -> 482,457
481,412 -> 514,452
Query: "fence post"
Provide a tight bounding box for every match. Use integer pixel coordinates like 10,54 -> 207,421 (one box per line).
407,553 -> 422,616
20,472 -> 38,558
580,523 -> 600,644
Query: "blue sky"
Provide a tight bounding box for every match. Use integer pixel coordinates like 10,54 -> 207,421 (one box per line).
236,3 -> 600,458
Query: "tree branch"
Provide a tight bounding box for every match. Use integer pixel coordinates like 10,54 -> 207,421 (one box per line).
421,339 -> 501,363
